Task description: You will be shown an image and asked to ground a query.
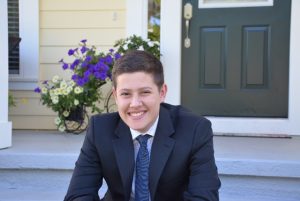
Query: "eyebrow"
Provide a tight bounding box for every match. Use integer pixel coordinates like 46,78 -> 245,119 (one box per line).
118,87 -> 153,91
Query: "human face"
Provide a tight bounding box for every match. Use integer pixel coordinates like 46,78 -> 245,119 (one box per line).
113,72 -> 167,133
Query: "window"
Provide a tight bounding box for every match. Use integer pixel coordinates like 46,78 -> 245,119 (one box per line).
126,0 -> 160,42
148,0 -> 160,41
9,0 -> 39,90
8,0 -> 20,75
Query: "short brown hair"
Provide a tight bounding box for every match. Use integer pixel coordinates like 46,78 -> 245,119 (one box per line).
112,50 -> 164,88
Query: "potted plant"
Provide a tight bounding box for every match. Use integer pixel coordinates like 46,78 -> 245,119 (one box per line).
35,36 -> 160,134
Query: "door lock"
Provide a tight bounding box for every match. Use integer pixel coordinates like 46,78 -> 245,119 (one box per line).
184,3 -> 193,48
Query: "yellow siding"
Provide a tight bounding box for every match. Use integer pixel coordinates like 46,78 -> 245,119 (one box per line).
40,0 -> 125,11
40,46 -> 112,64
39,64 -> 73,81
9,0 -> 126,130
40,11 -> 126,29
40,29 -> 125,46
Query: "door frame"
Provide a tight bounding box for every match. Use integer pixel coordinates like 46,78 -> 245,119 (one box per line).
126,0 -> 300,135
160,0 -> 300,135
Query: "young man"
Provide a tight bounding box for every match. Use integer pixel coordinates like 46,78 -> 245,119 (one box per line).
64,50 -> 221,201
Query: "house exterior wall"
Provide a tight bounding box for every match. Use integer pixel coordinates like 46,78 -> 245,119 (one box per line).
9,0 -> 126,129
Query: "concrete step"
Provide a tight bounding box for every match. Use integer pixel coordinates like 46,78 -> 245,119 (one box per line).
0,130 -> 300,201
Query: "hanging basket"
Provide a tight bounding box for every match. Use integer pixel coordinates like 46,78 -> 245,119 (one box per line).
64,106 -> 89,134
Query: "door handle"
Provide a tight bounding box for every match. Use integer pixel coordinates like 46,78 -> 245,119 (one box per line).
184,2 -> 193,48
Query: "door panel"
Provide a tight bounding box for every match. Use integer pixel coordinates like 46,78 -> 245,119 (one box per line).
181,0 -> 291,117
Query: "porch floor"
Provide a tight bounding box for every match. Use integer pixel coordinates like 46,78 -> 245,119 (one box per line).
0,130 -> 300,201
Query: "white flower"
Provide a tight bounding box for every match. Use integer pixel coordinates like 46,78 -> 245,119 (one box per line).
138,46 -> 144,51
51,96 -> 59,104
74,86 -> 83,94
49,89 -> 55,97
62,89 -> 69,95
41,87 -> 48,94
52,75 -> 60,83
148,41 -> 154,47
60,80 -> 68,89
54,117 -> 61,125
58,125 -> 66,132
123,43 -> 128,50
154,41 -> 160,45
74,99 -> 79,106
69,80 -> 76,87
63,111 -> 70,117
54,88 -> 60,96
66,86 -> 73,94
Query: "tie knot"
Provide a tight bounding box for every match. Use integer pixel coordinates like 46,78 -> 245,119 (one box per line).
136,134 -> 151,146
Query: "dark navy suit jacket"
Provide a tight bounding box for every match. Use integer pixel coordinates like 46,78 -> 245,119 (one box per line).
64,103 -> 221,201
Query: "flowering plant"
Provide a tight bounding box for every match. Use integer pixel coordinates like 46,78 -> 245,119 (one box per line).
114,35 -> 160,59
34,35 -> 160,133
35,39 -> 119,132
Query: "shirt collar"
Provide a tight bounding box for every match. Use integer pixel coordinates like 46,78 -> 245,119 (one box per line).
130,116 -> 159,140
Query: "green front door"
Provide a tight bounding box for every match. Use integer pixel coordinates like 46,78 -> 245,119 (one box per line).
181,0 -> 291,117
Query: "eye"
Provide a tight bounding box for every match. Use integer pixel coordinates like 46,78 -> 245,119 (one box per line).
142,90 -> 151,95
120,92 -> 130,96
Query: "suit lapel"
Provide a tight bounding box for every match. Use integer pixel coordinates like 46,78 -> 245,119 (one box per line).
112,120 -> 135,200
149,106 -> 175,200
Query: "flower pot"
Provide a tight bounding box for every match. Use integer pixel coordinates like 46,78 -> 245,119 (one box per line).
64,106 -> 89,134
65,106 -> 85,122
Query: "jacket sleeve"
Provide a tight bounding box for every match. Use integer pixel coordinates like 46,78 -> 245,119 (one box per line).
64,116 -> 103,201
184,118 -> 221,201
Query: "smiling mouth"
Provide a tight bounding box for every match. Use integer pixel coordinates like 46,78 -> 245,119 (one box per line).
129,111 -> 146,118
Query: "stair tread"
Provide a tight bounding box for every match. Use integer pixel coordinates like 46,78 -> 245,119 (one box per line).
0,130 -> 300,177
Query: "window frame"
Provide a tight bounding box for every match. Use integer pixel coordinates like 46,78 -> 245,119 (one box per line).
198,0 -> 273,8
9,0 -> 39,90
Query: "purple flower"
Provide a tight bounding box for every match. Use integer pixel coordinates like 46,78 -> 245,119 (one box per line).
105,55 -> 113,64
80,46 -> 88,54
84,70 -> 91,78
101,63 -> 109,72
77,78 -> 85,86
81,39 -> 87,43
68,49 -> 75,56
94,62 -> 101,71
85,56 -> 92,62
71,74 -> 78,81
109,49 -> 114,53
62,62 -> 68,70
83,77 -> 89,84
115,53 -> 121,60
81,61 -> 88,68
94,72 -> 107,80
99,57 -> 106,63
70,59 -> 80,70
34,87 -> 41,93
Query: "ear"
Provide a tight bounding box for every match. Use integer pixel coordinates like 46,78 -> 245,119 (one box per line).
160,84 -> 167,102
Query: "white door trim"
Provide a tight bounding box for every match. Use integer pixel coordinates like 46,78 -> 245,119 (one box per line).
161,0 -> 300,135
126,0 -> 148,38
0,0 -> 12,148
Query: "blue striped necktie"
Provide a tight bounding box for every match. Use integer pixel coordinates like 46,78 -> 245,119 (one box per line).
135,134 -> 151,201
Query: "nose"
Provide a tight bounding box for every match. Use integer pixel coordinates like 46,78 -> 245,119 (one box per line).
130,95 -> 142,107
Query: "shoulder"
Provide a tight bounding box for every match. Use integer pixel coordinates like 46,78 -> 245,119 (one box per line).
161,103 -> 210,126
89,112 -> 121,130
91,111 -> 119,121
